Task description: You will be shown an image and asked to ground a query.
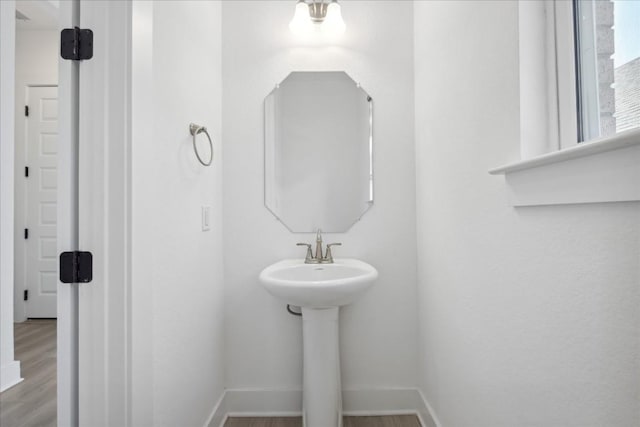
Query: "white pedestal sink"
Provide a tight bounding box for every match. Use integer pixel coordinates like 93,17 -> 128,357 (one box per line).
259,259 -> 378,427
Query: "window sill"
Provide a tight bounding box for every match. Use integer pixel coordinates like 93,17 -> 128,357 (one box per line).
489,129 -> 640,206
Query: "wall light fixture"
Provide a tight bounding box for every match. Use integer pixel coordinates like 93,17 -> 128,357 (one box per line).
289,0 -> 346,37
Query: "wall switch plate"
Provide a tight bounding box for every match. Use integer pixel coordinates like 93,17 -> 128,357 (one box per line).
201,206 -> 211,231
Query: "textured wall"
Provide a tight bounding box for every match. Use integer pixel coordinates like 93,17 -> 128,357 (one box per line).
222,0 -> 418,394
415,1 -> 640,426
130,2 -> 225,425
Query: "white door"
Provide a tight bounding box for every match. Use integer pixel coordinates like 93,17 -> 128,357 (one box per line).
25,85 -> 58,318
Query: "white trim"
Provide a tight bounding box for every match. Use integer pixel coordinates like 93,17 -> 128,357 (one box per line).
502,1 -> 637,206
223,388 -> 303,418
56,1 -> 79,425
489,131 -> 640,206
553,0 -> 579,150
518,1 -> 579,159
207,388 -> 439,427
416,388 -> 443,427
130,1 -> 155,425
518,0 -> 559,158
342,387 -> 429,415
0,0 -> 21,403
489,128 -> 640,174
0,361 -> 23,393
77,1 -> 132,426
203,391 -> 227,427
573,0 -> 601,142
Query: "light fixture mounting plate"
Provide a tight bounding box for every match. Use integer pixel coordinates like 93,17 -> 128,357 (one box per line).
307,1 -> 329,22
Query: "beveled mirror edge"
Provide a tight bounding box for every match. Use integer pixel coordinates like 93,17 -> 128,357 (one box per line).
263,70 -> 374,233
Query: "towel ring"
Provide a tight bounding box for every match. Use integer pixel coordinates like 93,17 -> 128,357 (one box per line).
189,123 -> 214,167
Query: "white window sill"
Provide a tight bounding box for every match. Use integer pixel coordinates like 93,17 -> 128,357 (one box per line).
489,129 -> 640,206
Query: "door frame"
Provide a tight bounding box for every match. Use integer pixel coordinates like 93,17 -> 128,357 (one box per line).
60,0 -> 139,424
0,0 -> 21,395
57,1 -> 79,424
60,1 -> 138,424
77,1 -> 140,426
2,1 -> 137,425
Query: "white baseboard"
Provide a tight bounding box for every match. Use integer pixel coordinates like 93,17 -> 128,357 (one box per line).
225,388 -> 303,417
416,388 -> 442,427
205,387 -> 440,427
0,360 -> 22,392
204,391 -> 227,427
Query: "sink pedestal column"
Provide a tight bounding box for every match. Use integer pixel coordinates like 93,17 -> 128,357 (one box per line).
301,307 -> 342,427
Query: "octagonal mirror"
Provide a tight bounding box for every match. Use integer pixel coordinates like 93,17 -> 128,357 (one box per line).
264,71 -> 373,232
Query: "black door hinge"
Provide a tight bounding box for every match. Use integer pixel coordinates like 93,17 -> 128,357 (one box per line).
24,228 -> 28,239
59,251 -> 93,283
24,290 -> 28,301
25,166 -> 29,177
60,27 -> 93,61
25,105 -> 29,117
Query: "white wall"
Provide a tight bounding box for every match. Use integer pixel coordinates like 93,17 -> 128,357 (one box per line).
13,29 -> 59,322
222,0 -> 418,397
0,0 -> 23,393
414,2 -> 640,426
131,2 -> 225,426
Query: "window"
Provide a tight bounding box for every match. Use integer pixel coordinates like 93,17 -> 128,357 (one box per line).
490,1 -> 640,207
573,0 -> 640,142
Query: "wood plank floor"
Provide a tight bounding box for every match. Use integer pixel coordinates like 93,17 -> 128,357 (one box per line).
225,415 -> 421,427
0,319 -> 57,427
0,321 -> 422,427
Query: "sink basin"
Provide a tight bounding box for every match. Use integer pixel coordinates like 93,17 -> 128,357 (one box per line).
259,258 -> 378,308
260,257 -> 377,426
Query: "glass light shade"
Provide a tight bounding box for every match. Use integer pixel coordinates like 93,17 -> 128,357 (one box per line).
322,1 -> 346,36
289,1 -> 312,36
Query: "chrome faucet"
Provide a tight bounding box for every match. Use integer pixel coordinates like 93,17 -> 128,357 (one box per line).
314,229 -> 324,260
297,229 -> 341,264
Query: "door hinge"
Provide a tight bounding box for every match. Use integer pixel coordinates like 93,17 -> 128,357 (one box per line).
60,27 -> 93,61
25,105 -> 29,117
24,228 -> 28,239
25,166 -> 29,177
59,251 -> 93,284
24,290 -> 28,301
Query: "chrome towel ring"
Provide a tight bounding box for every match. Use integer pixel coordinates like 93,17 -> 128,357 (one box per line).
189,123 -> 214,167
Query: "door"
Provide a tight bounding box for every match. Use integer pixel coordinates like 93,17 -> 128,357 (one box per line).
25,85 -> 58,318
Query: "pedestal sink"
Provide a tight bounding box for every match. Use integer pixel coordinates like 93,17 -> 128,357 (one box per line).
259,259 -> 378,427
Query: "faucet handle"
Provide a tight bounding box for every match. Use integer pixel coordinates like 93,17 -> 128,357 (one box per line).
324,243 -> 342,263
296,243 -> 313,262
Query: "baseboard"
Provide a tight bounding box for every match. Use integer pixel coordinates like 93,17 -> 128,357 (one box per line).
204,391 -> 226,427
416,388 -> 442,427
0,360 -> 22,392
206,387 -> 440,427
224,388 -> 303,417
